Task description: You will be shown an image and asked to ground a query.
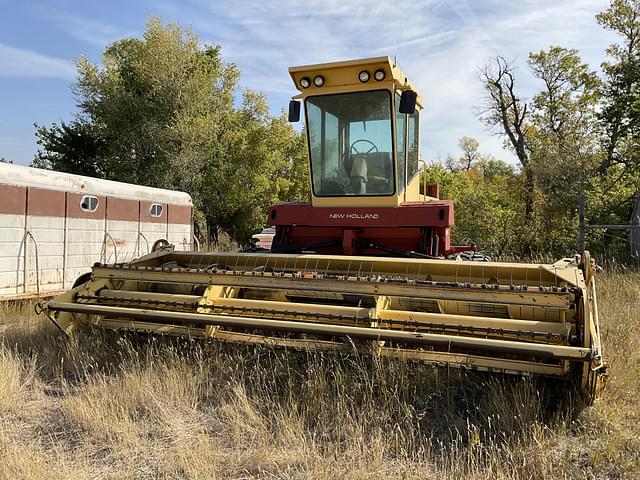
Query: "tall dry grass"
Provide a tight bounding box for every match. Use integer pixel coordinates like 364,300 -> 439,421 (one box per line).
0,273 -> 638,479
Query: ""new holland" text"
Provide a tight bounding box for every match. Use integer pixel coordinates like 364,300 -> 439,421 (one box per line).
328,213 -> 380,220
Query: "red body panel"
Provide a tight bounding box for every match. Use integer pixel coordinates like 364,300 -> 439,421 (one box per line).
266,201 -> 468,257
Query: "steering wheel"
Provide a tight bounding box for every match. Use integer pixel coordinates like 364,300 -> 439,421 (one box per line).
350,139 -> 378,155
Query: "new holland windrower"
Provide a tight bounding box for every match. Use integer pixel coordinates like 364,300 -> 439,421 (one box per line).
43,57 -> 606,400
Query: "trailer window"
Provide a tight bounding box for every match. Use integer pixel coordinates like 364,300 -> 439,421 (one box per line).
80,195 -> 99,213
306,90 -> 394,196
149,203 -> 163,217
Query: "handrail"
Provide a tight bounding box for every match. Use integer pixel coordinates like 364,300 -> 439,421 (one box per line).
137,232 -> 149,255
21,230 -> 40,296
101,232 -> 118,263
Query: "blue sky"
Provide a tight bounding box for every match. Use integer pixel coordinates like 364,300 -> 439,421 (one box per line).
0,0 -> 618,166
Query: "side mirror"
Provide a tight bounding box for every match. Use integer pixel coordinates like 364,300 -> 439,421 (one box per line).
288,100 -> 301,122
399,90 -> 417,114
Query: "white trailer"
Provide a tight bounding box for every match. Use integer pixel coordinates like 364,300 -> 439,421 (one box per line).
0,163 -> 193,301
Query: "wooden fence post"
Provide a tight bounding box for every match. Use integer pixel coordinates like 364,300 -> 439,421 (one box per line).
631,196 -> 640,263
578,193 -> 586,254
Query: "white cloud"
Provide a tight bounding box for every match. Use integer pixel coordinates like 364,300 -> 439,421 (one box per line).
0,136 -> 30,146
46,12 -> 132,47
157,0 -> 618,163
10,0 -> 619,164
0,43 -> 75,79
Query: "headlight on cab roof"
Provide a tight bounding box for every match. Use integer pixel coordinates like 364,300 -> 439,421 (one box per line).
359,70 -> 370,83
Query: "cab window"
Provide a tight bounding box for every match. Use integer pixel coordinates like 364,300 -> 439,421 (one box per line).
306,90 -> 394,196
395,92 -> 407,193
407,110 -> 419,181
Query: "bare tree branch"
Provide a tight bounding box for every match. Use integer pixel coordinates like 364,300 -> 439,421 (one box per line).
478,56 -> 534,218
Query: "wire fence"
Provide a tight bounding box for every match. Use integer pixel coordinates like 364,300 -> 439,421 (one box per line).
578,193 -> 640,270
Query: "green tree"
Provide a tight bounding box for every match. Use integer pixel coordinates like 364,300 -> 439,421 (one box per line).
526,47 -> 602,254
425,143 -> 522,257
467,2 -> 640,260
445,136 -> 482,172
34,18 -> 308,243
597,0 -> 640,174
588,0 -> 640,257
199,92 -> 308,241
34,120 -> 108,177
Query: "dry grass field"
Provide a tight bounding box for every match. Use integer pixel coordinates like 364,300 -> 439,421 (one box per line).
0,272 -> 638,479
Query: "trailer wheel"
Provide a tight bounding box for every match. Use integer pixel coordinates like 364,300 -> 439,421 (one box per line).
72,272 -> 92,288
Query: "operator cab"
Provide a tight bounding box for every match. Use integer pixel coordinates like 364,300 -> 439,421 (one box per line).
289,57 -> 424,208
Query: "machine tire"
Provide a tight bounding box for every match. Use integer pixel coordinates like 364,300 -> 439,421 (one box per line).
580,250 -> 594,285
72,272 -> 92,288
152,239 -> 171,252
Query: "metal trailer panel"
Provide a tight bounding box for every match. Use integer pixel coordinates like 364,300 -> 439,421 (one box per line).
64,218 -> 107,290
24,215 -> 65,293
1,164 -> 193,301
167,204 -> 193,251
167,223 -> 192,252
105,219 -> 142,263
0,213 -> 26,296
105,197 -> 141,263
140,221 -> 168,250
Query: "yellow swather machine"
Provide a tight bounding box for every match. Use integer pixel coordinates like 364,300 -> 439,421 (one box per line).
44,57 -> 606,400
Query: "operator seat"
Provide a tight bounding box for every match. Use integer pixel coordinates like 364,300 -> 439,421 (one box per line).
349,155 -> 367,194
365,152 -> 392,194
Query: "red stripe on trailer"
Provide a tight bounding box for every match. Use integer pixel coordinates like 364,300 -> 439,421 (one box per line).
0,185 -> 26,215
27,188 -> 65,217
168,204 -> 192,225
106,197 -> 139,222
